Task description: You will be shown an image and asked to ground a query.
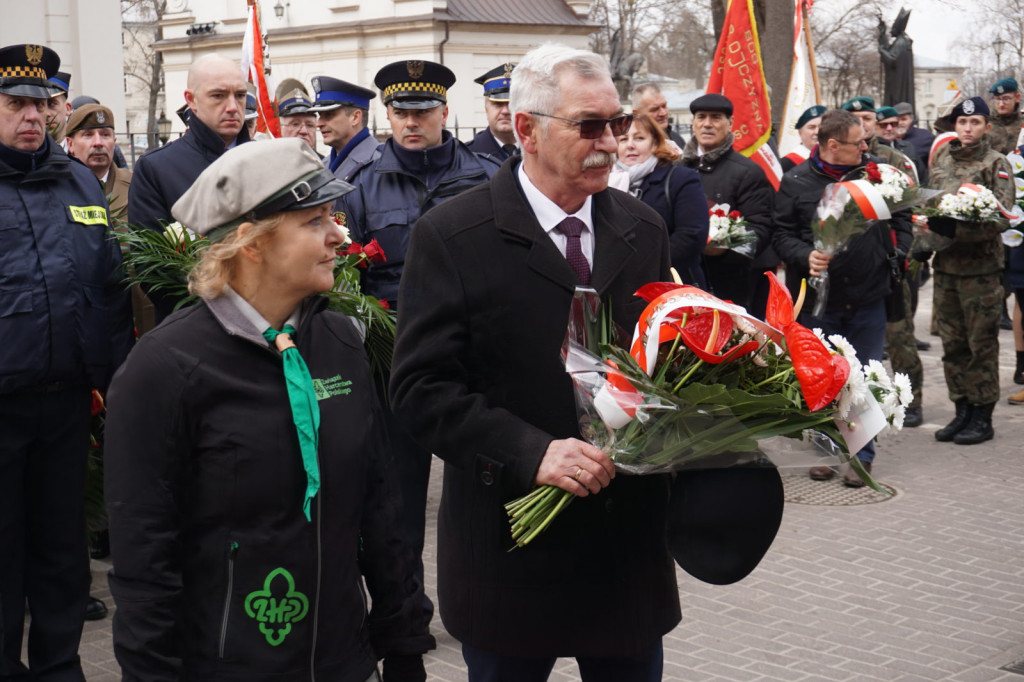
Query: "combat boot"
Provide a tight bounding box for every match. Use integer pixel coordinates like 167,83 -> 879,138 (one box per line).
935,399 -> 972,442
952,403 -> 995,445
1008,388 -> 1024,405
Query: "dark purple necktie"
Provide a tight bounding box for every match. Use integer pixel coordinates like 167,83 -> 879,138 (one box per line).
556,216 -> 591,286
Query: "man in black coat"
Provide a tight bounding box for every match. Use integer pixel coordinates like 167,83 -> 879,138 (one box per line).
773,109 -> 912,486
681,93 -> 775,310
466,63 -> 518,161
127,54 -> 251,321
390,45 -> 782,681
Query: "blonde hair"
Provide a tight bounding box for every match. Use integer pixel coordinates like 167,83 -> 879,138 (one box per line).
188,214 -> 285,299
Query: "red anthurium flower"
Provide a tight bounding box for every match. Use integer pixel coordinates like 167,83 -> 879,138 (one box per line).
763,271 -> 794,330
363,238 -> 387,264
785,324 -> 850,410
865,162 -> 882,183
634,282 -> 687,303
90,389 -> 105,417
728,210 -> 741,220
674,311 -> 758,364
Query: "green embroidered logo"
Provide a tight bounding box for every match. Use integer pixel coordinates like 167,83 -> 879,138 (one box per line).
243,568 -> 309,646
311,374 -> 352,401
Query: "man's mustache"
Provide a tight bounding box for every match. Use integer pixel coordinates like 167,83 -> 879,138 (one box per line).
582,151 -> 615,170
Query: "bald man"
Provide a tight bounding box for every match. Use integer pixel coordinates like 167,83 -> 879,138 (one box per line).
128,54 -> 252,321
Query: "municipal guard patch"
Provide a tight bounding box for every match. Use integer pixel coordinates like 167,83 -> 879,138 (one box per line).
68,205 -> 108,226
26,45 -> 43,66
407,60 -> 424,80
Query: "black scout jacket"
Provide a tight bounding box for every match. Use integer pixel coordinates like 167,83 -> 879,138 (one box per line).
104,295 -> 433,681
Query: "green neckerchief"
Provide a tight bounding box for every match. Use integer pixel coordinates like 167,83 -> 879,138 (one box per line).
262,324 -> 321,521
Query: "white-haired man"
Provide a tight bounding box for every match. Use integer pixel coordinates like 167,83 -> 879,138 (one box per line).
390,44 -> 783,681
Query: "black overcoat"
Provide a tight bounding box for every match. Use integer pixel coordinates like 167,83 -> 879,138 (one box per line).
391,160 -> 784,658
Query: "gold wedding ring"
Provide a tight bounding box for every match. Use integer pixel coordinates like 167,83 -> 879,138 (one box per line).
574,468 -> 583,481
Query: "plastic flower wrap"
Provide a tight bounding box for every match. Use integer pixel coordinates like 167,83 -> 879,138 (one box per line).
809,163 -> 940,317
506,277 -> 910,548
707,203 -> 757,256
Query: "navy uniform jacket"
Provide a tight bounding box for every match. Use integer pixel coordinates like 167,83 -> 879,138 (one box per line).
338,132 -> 500,306
0,137 -> 132,393
326,128 -> 381,183
465,128 -> 514,162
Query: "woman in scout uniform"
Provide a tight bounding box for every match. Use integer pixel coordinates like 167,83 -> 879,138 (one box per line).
104,137 -> 434,682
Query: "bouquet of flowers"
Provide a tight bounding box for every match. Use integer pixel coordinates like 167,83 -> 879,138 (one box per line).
506,276 -> 911,548
116,218 -> 396,382
809,162 -> 939,316
707,203 -> 756,256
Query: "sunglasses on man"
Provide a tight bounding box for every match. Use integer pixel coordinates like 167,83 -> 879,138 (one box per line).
529,112 -> 633,139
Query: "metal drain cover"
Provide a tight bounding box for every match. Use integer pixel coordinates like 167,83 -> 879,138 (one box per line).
782,472 -> 898,506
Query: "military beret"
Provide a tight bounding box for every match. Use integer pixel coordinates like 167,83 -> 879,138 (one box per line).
308,76 -> 375,112
893,102 -> 914,117
949,96 -> 990,120
0,44 -> 60,99
796,105 -> 826,129
374,60 -> 455,110
66,104 -> 115,135
474,63 -> 515,102
690,93 -> 733,116
840,96 -> 875,113
875,106 -> 899,121
990,78 -> 1019,95
48,70 -> 70,95
171,138 -> 354,239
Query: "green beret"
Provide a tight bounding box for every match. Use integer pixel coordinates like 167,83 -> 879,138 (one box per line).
840,96 -> 875,113
795,105 -> 826,129
875,106 -> 899,121
990,78 -> 1019,95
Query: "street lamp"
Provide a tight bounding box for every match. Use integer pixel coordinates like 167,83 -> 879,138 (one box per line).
274,0 -> 286,17
994,37 -> 1006,76
157,111 -> 171,146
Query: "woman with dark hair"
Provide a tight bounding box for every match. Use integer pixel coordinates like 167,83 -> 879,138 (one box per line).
104,137 -> 434,681
615,114 -> 709,287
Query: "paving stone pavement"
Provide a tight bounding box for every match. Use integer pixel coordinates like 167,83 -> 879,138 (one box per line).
67,283 -> 1024,680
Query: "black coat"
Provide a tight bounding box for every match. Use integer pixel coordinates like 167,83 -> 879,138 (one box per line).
105,296 -> 433,681
635,162 -> 709,287
772,156 -> 913,312
390,159 -> 784,658
465,128 -> 514,161
127,116 -> 251,321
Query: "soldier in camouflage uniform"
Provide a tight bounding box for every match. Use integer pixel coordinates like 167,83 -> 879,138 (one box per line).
840,97 -> 919,181
987,78 -> 1023,155
926,96 -> 1015,444
885,277 -> 924,425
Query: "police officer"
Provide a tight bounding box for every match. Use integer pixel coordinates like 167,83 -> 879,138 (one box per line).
840,96 -> 918,180
46,69 -> 72,147
987,78 -> 1023,155
926,96 -> 1014,445
781,104 -> 826,172
128,53 -> 251,321
309,76 -> 378,182
275,77 -> 318,150
466,62 -> 518,161
337,59 -> 499,627
0,43 -> 132,680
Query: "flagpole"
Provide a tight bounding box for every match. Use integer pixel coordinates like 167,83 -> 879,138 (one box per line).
802,1 -> 821,103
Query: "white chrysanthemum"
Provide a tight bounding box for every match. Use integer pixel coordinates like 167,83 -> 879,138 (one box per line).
864,359 -> 893,390
883,404 -> 906,436
827,334 -> 859,363
836,365 -> 871,419
892,372 -> 914,408
811,327 -> 833,350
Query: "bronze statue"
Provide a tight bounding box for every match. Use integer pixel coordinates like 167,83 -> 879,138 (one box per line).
878,8 -> 915,110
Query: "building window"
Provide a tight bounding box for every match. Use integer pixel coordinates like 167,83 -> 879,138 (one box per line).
925,79 -> 932,94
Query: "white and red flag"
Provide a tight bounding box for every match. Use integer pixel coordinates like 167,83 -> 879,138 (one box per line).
778,0 -> 819,160
706,0 -> 782,189
241,0 -> 279,137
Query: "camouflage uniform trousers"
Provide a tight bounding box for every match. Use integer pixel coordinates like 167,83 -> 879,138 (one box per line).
885,278 -> 922,408
934,271 -> 1002,404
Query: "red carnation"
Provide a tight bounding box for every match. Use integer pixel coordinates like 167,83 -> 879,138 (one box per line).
865,162 -> 882,183
728,210 -> 742,220
378,298 -> 390,310
343,243 -> 363,256
712,209 -> 726,217
362,238 -> 387,264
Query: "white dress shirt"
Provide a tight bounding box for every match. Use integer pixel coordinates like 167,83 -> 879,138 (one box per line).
517,162 -> 594,268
